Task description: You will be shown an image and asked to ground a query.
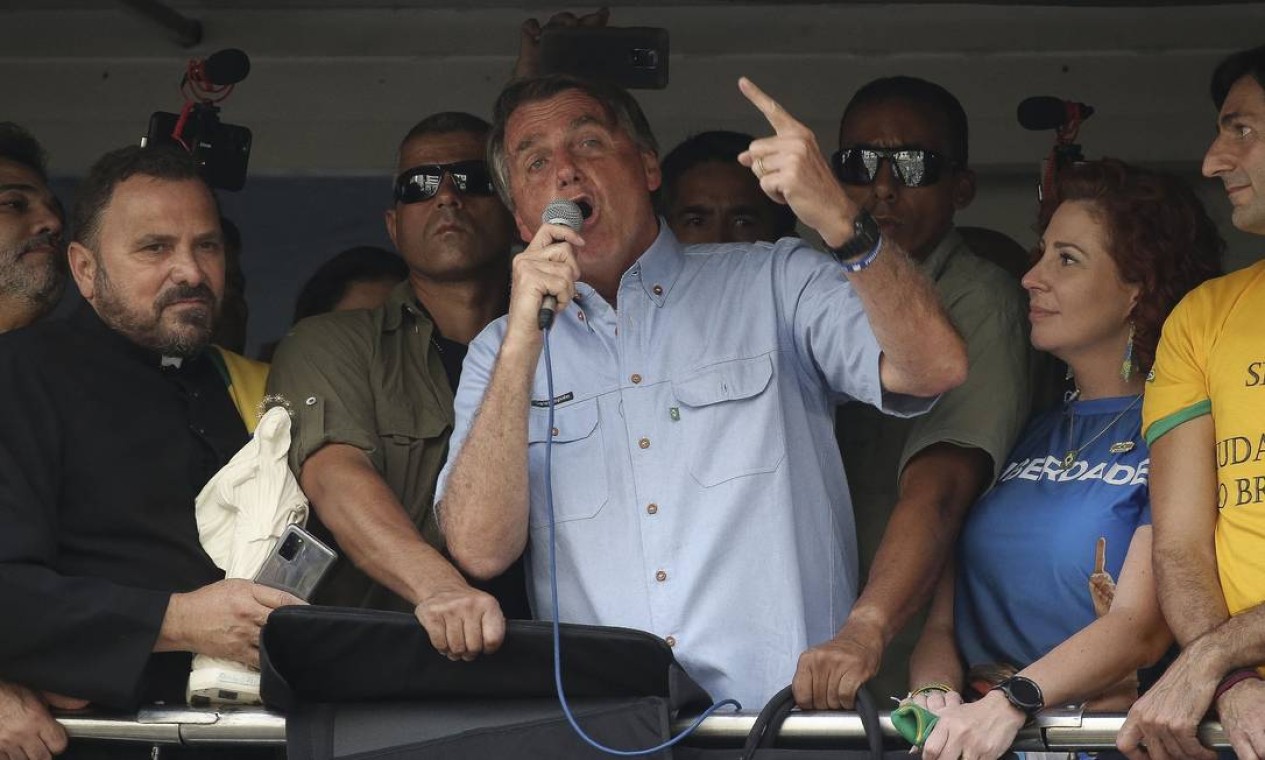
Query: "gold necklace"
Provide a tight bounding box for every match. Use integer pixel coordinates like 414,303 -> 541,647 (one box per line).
1061,394 -> 1142,470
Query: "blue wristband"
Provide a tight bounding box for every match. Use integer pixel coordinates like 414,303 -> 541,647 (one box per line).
839,233 -> 883,274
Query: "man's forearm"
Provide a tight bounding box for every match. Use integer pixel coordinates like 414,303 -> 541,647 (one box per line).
1149,418 -> 1226,646
1184,601 -> 1265,679
1155,545 -> 1230,647
442,336 -> 539,580
849,444 -> 990,643
840,239 -> 966,398
908,568 -> 965,691
301,445 -> 469,603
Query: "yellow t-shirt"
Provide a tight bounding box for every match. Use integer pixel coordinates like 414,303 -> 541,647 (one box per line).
211,345 -> 270,435
1143,259 -> 1265,617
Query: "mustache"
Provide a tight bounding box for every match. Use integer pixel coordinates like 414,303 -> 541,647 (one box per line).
18,230 -> 62,255
154,283 -> 216,311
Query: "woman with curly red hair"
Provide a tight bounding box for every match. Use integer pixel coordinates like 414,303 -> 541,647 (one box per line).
904,159 -> 1224,760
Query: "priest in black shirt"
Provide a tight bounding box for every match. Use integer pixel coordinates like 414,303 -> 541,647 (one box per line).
0,145 -> 302,733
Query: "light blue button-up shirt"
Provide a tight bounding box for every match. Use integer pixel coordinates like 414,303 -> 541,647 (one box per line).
438,225 -> 932,708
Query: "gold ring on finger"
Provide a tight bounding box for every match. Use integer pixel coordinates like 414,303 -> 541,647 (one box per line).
756,157 -> 767,177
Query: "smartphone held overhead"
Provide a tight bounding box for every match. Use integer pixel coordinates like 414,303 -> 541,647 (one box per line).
540,26 -> 669,89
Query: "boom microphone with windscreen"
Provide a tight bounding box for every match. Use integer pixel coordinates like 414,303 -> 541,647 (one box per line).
1017,96 -> 1095,131
538,199 -> 587,330
197,48 -> 251,87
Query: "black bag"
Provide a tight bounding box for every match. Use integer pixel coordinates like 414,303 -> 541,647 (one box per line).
259,606 -> 713,759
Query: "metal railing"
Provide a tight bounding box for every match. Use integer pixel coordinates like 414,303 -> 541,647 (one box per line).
57,705 -> 1231,751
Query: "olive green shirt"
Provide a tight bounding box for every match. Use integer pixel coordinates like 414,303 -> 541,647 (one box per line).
267,281 -> 453,611
836,228 -> 1032,697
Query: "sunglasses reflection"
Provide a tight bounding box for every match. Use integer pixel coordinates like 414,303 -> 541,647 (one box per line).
394,160 -> 496,204
831,147 -> 954,188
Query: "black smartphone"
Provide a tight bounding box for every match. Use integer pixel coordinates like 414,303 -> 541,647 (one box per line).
539,27 -> 669,90
253,524 -> 337,601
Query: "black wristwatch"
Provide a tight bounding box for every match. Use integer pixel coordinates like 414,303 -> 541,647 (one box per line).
828,210 -> 882,272
992,675 -> 1044,719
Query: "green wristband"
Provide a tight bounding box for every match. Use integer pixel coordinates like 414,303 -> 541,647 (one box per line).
891,702 -> 939,747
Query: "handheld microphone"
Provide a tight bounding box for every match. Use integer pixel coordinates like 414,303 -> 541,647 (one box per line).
1017,96 -> 1095,131
190,48 -> 251,87
537,199 -> 587,330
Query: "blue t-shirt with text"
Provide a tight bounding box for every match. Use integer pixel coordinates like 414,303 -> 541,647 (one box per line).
956,394 -> 1150,670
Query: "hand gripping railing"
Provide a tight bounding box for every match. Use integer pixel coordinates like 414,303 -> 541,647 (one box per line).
57,705 -> 1231,751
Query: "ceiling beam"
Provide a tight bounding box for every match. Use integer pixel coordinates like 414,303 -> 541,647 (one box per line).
115,0 -> 201,48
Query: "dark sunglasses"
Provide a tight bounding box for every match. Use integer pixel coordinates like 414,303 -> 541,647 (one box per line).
393,161 -> 496,204
830,147 -> 955,188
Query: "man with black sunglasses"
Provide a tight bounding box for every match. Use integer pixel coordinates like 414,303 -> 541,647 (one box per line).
267,112 -> 528,661
823,76 -> 1032,703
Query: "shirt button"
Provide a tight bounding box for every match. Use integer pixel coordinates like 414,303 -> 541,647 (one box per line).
638,437 -> 651,449
305,397 -> 317,406
646,503 -> 658,515
655,570 -> 667,582
652,284 -> 664,296
551,427 -> 560,437
577,312 -> 585,322
630,373 -> 642,384
665,635 -> 677,648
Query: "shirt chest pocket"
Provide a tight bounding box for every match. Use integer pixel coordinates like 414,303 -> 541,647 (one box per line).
672,354 -> 787,487
527,398 -> 609,527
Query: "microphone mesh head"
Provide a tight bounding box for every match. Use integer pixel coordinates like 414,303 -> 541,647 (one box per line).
204,48 -> 252,86
542,199 -> 584,231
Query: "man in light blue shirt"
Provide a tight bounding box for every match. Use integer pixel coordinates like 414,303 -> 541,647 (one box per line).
438,74 -> 967,710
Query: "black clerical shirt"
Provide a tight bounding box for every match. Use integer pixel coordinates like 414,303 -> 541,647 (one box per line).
0,304 -> 249,708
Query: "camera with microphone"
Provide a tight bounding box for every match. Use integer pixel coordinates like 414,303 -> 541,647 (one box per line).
1017,95 -> 1095,225
143,48 -> 253,191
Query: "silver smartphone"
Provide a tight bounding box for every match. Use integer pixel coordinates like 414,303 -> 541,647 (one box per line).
253,524 -> 337,601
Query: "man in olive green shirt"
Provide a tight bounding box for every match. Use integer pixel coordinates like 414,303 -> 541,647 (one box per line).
267,112 -> 525,660
803,76 -> 1032,703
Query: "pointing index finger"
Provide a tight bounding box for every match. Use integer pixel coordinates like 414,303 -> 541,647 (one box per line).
1094,536 -> 1107,575
739,76 -> 797,135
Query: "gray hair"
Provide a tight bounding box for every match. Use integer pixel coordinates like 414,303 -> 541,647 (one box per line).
487,74 -> 658,211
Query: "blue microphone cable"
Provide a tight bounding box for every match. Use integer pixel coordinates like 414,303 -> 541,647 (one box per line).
541,325 -> 741,756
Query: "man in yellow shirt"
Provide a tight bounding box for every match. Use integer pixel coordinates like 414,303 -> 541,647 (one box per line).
1119,43 -> 1265,760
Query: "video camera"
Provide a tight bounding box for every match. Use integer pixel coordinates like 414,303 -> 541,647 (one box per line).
144,48 -> 253,191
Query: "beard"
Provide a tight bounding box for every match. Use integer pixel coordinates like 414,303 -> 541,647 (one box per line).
0,230 -> 68,311
93,263 -> 219,358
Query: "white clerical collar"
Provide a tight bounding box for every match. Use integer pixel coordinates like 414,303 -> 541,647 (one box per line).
161,356 -> 184,369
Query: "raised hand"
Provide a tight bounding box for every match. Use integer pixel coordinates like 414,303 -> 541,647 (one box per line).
735,77 -> 857,248
1089,536 -> 1117,618
506,221 -> 584,342
514,8 -> 611,79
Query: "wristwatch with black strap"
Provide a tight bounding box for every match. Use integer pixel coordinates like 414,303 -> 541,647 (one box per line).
992,675 -> 1045,720
827,209 -> 882,273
